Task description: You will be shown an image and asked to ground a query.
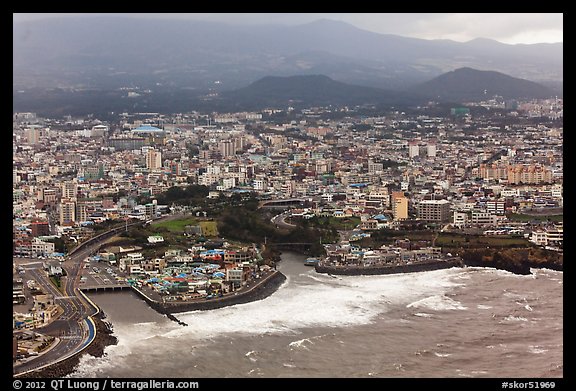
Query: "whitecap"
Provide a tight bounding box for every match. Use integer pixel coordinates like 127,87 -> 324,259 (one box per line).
529,346 -> 548,354
303,274 -> 326,282
288,338 -> 313,350
163,268 -> 463,340
503,315 -> 528,322
407,295 -> 468,311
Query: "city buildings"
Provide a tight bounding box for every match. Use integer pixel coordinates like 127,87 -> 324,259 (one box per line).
12,97 -> 563,261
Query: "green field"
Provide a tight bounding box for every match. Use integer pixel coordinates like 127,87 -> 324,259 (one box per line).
507,213 -> 563,223
151,217 -> 219,237
151,218 -> 198,232
435,233 -> 530,248
199,221 -> 219,237
308,216 -> 361,230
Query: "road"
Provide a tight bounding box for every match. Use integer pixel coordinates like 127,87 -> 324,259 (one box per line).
271,212 -> 296,229
14,247 -> 97,375
14,214 -> 181,376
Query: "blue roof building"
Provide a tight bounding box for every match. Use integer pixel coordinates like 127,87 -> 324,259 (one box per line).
132,124 -> 164,133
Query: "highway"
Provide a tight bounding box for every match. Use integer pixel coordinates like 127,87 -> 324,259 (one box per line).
14,214 -> 180,376
14,247 -> 97,375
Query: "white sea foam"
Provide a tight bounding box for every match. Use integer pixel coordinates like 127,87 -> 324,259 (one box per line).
69,318 -> 184,377
434,352 -> 452,357
471,267 -> 532,278
528,346 -> 548,354
163,268 -> 463,340
245,350 -> 258,362
289,338 -> 313,350
304,274 -> 328,283
406,295 -> 467,311
67,261 -> 564,378
503,315 -> 528,322
530,268 -> 563,275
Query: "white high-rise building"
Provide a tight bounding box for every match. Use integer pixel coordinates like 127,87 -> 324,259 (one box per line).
146,148 -> 162,170
27,127 -> 41,144
409,141 -> 419,159
59,200 -> 76,226
427,142 -> 437,157
61,180 -> 77,201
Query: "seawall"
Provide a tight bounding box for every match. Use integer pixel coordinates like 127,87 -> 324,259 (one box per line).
16,314 -> 116,378
132,270 -> 287,314
315,258 -> 464,276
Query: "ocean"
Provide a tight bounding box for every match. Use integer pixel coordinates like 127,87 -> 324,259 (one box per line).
73,252 -> 563,378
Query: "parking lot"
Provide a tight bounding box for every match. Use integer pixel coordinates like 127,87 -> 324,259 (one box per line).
79,259 -> 129,289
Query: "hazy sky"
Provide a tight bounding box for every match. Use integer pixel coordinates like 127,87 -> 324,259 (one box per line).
13,13 -> 563,44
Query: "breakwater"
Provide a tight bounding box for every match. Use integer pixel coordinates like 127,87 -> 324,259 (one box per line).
315,258 -> 464,276
132,270 -> 287,314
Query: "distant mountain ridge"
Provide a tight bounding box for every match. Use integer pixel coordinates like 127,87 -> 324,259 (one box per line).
222,75 -> 421,109
412,67 -> 556,101
13,17 -> 562,92
12,70 -> 555,117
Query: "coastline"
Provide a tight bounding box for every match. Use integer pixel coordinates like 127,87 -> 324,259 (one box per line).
16,270 -> 286,378
17,314 -> 117,379
16,247 -> 562,378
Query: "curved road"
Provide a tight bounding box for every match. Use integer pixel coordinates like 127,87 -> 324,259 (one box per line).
271,212 -> 297,229
14,216 -> 180,376
14,242 -> 100,375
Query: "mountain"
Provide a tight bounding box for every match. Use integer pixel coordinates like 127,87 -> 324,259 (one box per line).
13,17 -> 562,92
221,75 -> 422,109
412,67 -> 556,102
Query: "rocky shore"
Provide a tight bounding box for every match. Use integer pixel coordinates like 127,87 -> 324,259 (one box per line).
459,247 -> 563,275
18,314 -> 117,378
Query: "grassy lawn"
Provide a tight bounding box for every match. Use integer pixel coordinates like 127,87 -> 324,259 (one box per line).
149,217 -> 218,237
436,232 -> 530,248
507,213 -> 563,223
356,229 -> 434,248
310,216 -> 361,230
151,218 -> 198,232
199,221 -> 219,237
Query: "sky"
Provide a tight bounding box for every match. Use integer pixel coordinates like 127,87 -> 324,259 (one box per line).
12,13 -> 563,45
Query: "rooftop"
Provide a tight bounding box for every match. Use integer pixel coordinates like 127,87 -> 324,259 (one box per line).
132,125 -> 163,133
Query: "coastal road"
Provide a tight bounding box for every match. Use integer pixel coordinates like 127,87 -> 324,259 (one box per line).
14,214 -> 181,376
14,250 -> 96,375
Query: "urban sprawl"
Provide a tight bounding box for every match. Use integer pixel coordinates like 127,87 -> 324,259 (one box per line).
13,96 -> 562,365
